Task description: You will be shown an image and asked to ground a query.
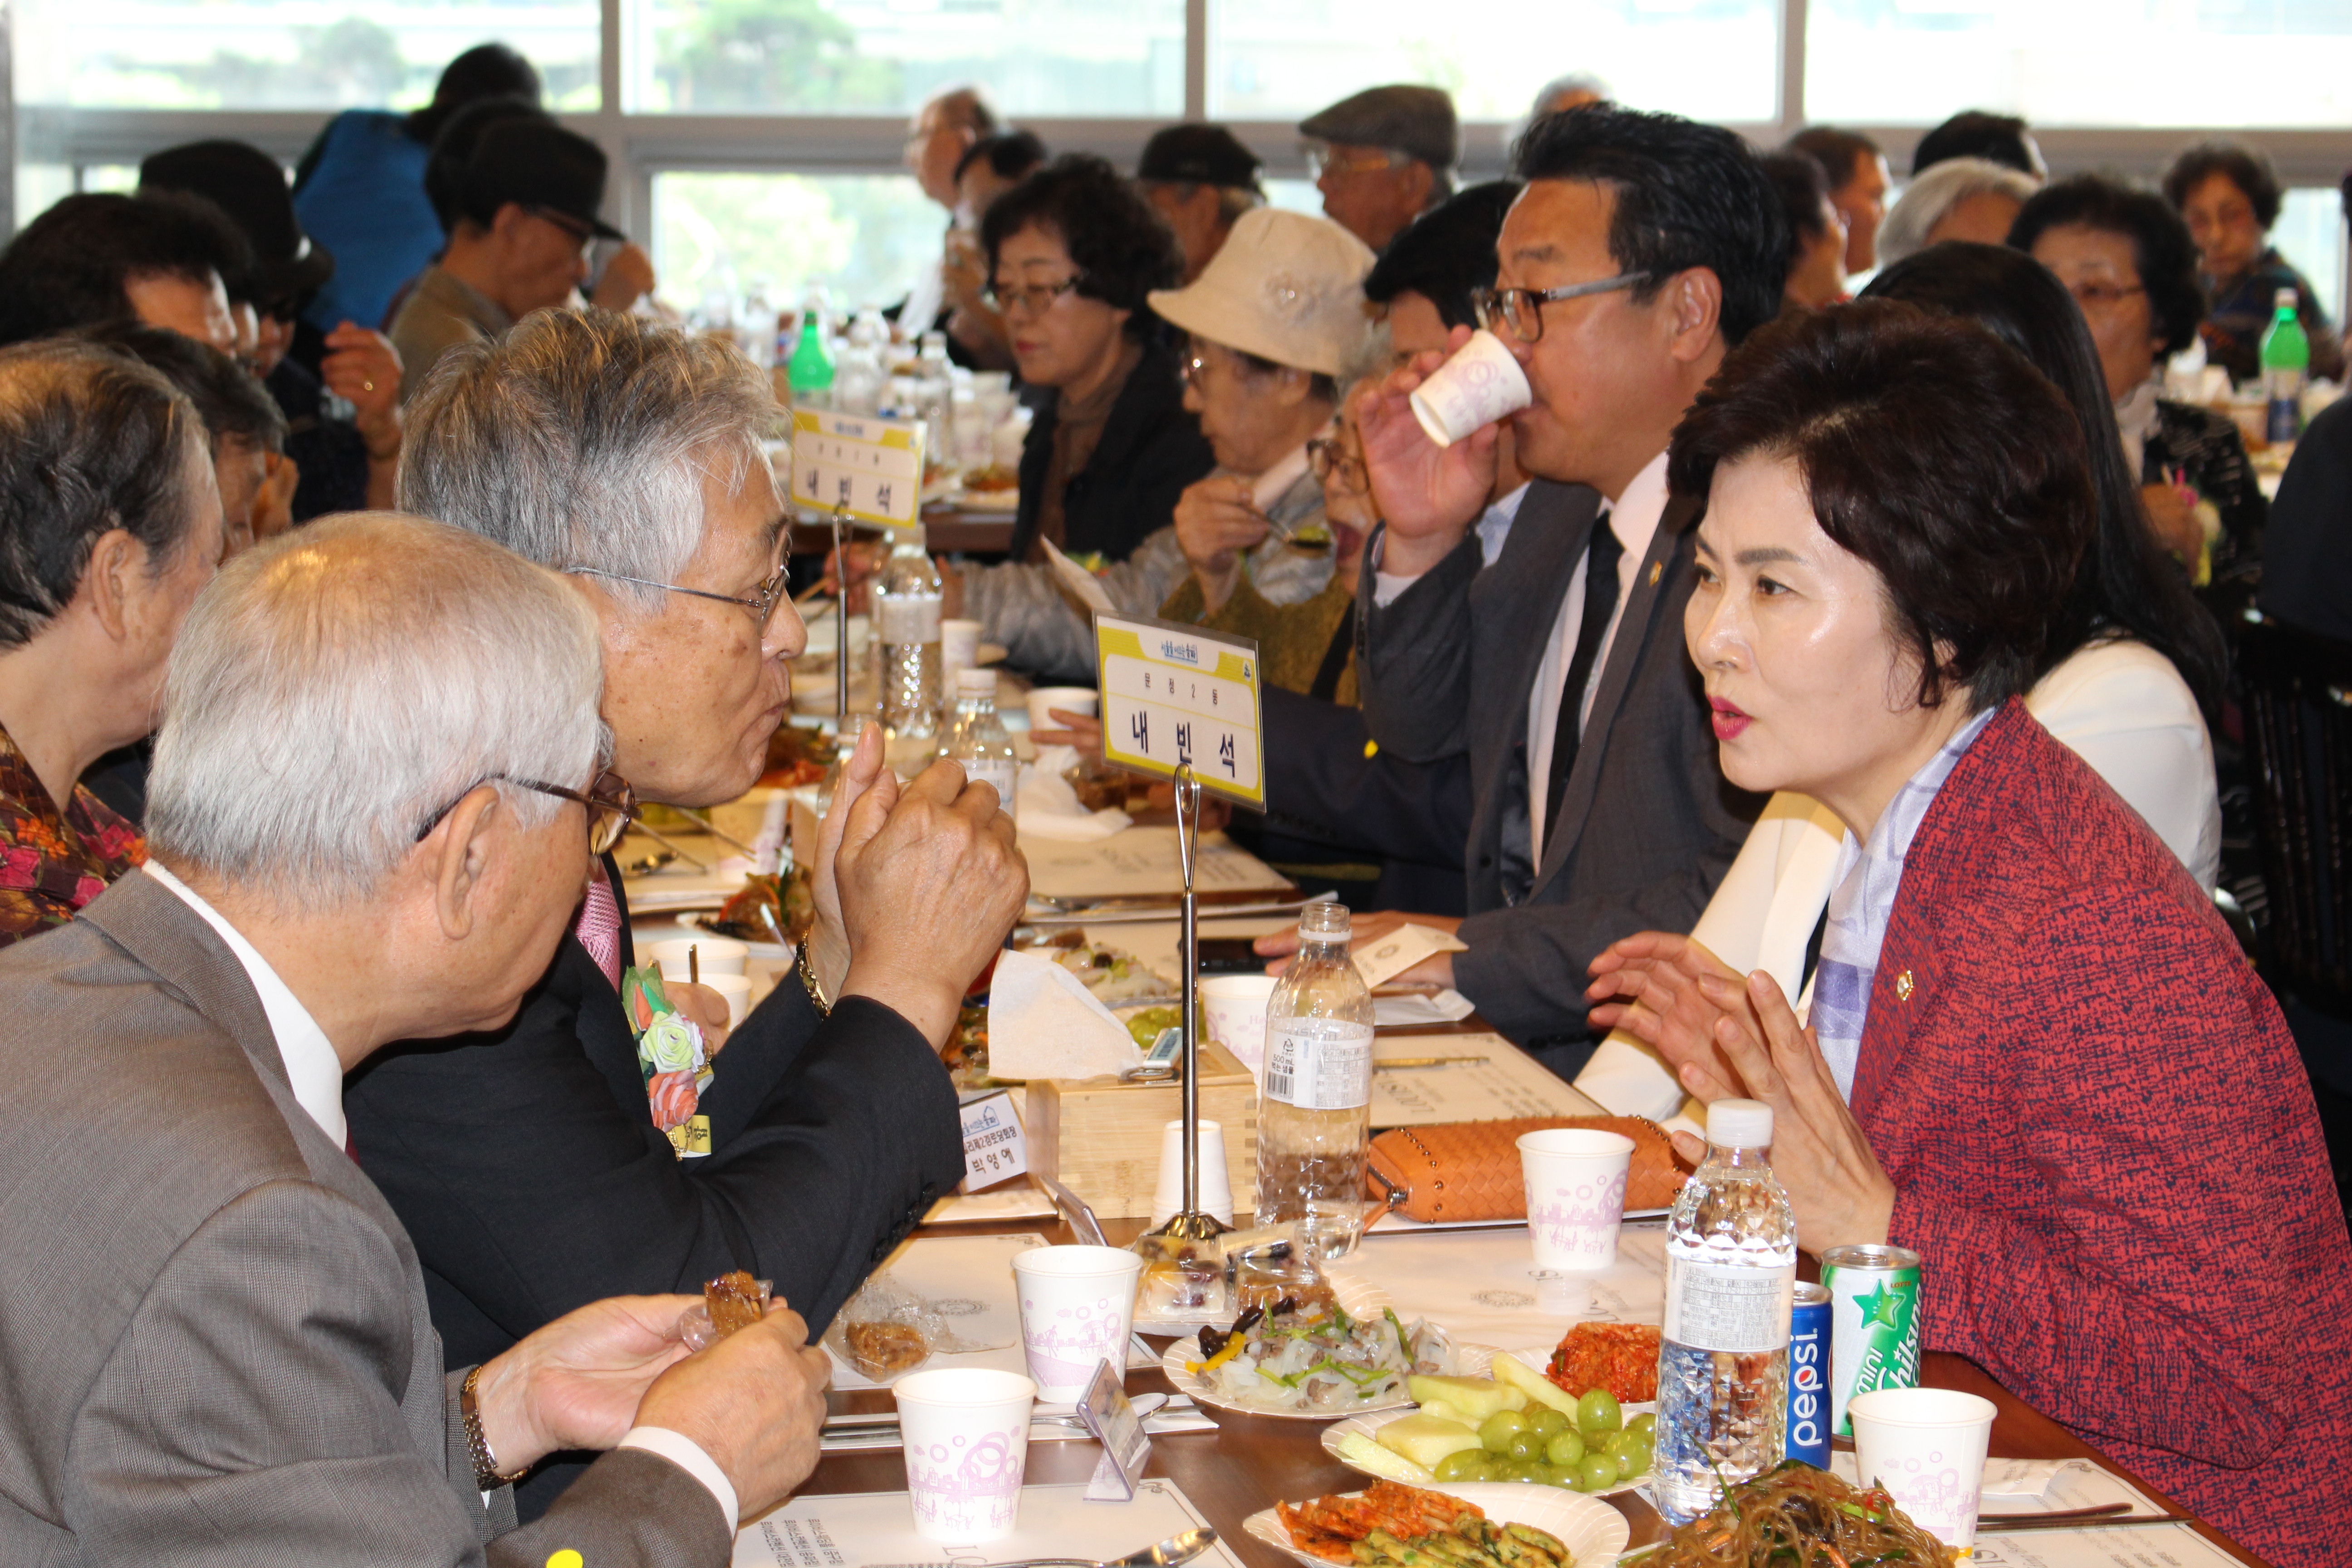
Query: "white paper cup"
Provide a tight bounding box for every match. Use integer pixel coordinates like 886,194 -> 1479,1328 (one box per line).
941,618 -> 984,676
649,936 -> 748,980
1149,1118 -> 1235,1227
705,973 -> 752,1028
1025,686 -> 1098,733
1848,1387 -> 1997,1552
1009,1246 -> 1144,1403
1517,1127 -> 1635,1271
1408,329 -> 1534,446
893,1367 -> 1037,1541
1199,974 -> 1278,1080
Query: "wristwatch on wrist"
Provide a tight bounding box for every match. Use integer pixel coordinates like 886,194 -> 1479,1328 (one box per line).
460,1363 -> 530,1491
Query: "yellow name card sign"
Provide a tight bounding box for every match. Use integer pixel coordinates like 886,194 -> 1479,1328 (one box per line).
1093,612 -> 1265,809
788,407 -> 926,529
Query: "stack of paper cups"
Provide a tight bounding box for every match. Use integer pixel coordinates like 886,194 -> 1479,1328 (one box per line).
1149,1118 -> 1234,1227
1009,1245 -> 1145,1403
892,1367 -> 1038,1542
1848,1387 -> 1997,1553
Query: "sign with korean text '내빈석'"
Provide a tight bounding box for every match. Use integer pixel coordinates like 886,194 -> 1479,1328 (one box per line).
788,408 -> 925,529
1093,612 -> 1264,810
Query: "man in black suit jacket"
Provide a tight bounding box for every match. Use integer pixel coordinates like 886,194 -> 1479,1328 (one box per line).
347,310 -> 1029,1514
1274,108 -> 1782,1075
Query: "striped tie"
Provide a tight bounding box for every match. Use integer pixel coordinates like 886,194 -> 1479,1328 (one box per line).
575,870 -> 623,991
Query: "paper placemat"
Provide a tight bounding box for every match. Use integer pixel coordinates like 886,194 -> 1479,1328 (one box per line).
1328,1220 -> 1666,1348
1370,1033 -> 1603,1126
1024,828 -> 1296,902
1832,1453 -> 2172,1521
925,1182 -> 1059,1225
736,1478 -> 1247,1567
1967,1523 -> 2240,1568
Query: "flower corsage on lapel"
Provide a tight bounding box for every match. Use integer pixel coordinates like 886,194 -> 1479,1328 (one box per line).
621,966 -> 715,1159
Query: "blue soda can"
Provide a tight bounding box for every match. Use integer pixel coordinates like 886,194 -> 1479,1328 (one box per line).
1785,1282 -> 1831,1468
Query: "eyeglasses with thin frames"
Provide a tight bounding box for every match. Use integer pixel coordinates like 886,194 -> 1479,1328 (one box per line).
2067,281 -> 2147,311
984,275 -> 1084,316
412,768 -> 640,853
1307,436 -> 1368,492
1473,273 -> 1656,344
1303,146 -> 1403,180
565,563 -> 792,625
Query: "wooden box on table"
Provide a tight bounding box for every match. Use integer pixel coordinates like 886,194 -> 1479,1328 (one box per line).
1026,1039 -> 1259,1218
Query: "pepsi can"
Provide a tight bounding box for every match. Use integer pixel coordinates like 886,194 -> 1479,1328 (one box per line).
1785,1282 -> 1831,1468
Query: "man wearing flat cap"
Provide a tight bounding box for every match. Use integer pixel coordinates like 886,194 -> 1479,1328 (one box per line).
1137,123 -> 1266,285
1300,84 -> 1458,252
389,118 -> 625,402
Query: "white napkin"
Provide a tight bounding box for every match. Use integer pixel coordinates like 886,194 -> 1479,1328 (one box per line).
986,946 -> 1144,1080
1015,750 -> 1132,842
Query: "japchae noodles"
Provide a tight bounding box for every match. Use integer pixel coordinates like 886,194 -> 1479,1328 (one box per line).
1643,1461 -> 1953,1566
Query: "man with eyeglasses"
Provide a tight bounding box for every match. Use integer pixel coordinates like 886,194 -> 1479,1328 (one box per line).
356,309 -> 1028,1516
1273,107 -> 1781,1078
0,513 -> 833,1564
389,118 -> 626,404
1300,85 -> 1458,253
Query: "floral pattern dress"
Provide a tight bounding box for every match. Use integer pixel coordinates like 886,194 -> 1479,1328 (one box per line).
0,725 -> 145,948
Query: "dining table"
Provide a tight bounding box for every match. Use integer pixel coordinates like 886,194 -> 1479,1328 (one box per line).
793,1211 -> 2269,1568
618,797 -> 2272,1568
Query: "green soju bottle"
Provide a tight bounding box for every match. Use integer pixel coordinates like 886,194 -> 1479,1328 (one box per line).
2261,286 -> 2309,446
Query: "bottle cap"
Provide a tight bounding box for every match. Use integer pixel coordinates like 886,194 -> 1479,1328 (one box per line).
1297,900 -> 1350,939
1706,1098 -> 1773,1148
956,667 -> 996,695
2276,287 -> 2299,310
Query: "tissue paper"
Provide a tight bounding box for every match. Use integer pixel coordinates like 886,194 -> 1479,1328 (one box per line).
987,947 -> 1147,1080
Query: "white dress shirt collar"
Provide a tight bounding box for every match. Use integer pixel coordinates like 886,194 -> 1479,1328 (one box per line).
144,861 -> 347,1149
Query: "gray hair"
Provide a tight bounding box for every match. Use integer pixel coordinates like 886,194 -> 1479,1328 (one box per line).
397,308 -> 776,616
1876,157 -> 2041,269
147,512 -> 604,908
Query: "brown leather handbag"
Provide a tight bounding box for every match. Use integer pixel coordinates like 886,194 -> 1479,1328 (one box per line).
1363,1117 -> 1688,1224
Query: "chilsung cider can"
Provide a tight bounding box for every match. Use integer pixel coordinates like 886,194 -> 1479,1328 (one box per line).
1822,1243 -> 1922,1437
1784,1281 -> 1831,1467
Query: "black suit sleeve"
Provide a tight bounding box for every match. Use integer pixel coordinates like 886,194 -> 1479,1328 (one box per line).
1259,686 -> 1470,871
1355,526 -> 1485,764
344,941 -> 965,1371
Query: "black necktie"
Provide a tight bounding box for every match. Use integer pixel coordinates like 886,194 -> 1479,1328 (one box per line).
1543,514 -> 1625,854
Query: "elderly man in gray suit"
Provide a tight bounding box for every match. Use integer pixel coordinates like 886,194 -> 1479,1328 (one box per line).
1265,107 -> 1784,1075
0,511 -> 845,1565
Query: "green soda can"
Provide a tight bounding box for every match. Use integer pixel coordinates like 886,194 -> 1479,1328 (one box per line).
1822,1243 -> 1922,1437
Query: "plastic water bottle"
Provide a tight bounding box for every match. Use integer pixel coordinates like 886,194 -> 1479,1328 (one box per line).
1654,1098 -> 1798,1523
2261,286 -> 2310,447
944,666 -> 1017,819
1254,902 -> 1376,1260
872,525 -> 943,772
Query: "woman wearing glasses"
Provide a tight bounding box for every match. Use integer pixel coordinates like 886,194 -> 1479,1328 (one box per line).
2013,173 -> 2266,596
0,341 -> 225,949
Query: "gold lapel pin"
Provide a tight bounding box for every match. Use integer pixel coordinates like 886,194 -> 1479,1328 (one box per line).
1648,561 -> 1663,586
1894,970 -> 1915,1001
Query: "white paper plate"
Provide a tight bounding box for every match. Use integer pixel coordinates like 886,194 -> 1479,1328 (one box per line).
1244,1481 -> 1629,1568
1319,1397 -> 1658,1495
1160,1282 -> 1476,1421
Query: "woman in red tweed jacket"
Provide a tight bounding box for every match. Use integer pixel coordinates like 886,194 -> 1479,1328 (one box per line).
1589,302 -> 2352,1567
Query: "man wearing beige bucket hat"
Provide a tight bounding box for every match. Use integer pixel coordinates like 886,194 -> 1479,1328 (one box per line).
951,206 -> 1374,681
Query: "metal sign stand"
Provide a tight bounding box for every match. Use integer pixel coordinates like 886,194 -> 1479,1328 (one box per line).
832,500 -> 853,728
1141,764 -> 1228,1250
